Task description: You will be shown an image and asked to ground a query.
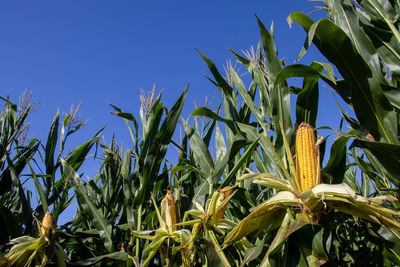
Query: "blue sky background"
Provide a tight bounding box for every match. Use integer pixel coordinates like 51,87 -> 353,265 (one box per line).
0,1 -> 344,218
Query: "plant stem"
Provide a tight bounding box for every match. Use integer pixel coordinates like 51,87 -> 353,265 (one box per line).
136,204 -> 142,258
208,230 -> 230,267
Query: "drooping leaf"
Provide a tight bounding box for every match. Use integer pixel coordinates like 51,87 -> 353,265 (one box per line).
66,129 -> 102,171
352,139 -> 400,186
224,191 -> 298,244
197,50 -> 234,97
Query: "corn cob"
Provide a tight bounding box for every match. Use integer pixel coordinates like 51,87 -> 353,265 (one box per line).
40,211 -> 53,238
296,122 -> 318,192
161,190 -> 177,232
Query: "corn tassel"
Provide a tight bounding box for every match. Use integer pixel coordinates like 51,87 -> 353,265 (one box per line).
40,211 -> 53,238
296,122 -> 318,192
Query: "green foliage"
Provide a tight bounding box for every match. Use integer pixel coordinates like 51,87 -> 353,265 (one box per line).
1,0 -> 400,266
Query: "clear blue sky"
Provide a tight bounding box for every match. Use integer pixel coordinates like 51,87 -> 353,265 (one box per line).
1,1 -> 340,179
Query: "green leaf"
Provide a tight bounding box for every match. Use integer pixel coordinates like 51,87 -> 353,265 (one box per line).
291,225 -> 326,267
6,153 -> 33,228
193,178 -> 211,201
323,0 -> 385,83
135,86 -> 187,205
45,110 -> 59,176
220,137 -> 260,188
311,227 -> 328,263
203,119 -> 216,147
290,12 -> 398,144
29,164 -> 48,214
215,123 -> 227,164
257,17 -> 294,152
240,239 -> 265,267
70,252 -> 130,266
322,136 -> 349,184
295,62 -> 322,128
230,68 -> 269,133
190,107 -> 244,137
361,173 -> 371,197
182,118 -> 213,178
275,64 -> 320,85
63,159 -> 114,253
110,104 -> 139,151
0,140 -> 39,195
260,212 -> 292,266
257,17 -> 280,78
0,205 -> 21,241
66,129 -> 102,171
363,24 -> 400,76
353,139 -> 400,186
356,0 -> 400,43
212,138 -> 251,184
197,50 -> 234,97
237,122 -> 285,179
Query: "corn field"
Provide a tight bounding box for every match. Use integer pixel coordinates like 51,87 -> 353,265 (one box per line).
1,0 -> 400,266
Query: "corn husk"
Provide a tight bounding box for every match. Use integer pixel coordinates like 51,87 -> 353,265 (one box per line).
224,183 -> 400,245
161,190 -> 177,233
215,186 -> 233,222
40,211 -> 53,238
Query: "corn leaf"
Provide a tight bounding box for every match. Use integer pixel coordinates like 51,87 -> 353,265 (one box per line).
212,139 -> 251,184
224,191 -> 298,244
322,136 -> 349,184
70,252 -> 131,266
45,110 -> 59,177
220,137 -> 260,188
63,159 -> 114,253
29,163 -> 48,214
257,17 -> 294,152
230,68 -> 268,133
197,50 -> 233,98
135,86 -> 187,205
289,12 -> 398,144
260,211 -> 291,266
239,239 -> 264,267
353,139 -> 400,186
182,118 -> 213,178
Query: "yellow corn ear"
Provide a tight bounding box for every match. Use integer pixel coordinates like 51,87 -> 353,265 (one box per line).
216,186 -> 233,221
296,122 -> 318,192
161,190 -> 177,232
40,211 -> 53,238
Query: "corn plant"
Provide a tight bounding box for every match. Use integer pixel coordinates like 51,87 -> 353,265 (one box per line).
0,96 -> 38,247
286,0 -> 400,188
2,1 -> 400,266
193,4 -> 400,263
31,104 -> 101,224
1,212 -> 66,267
53,86 -> 189,266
